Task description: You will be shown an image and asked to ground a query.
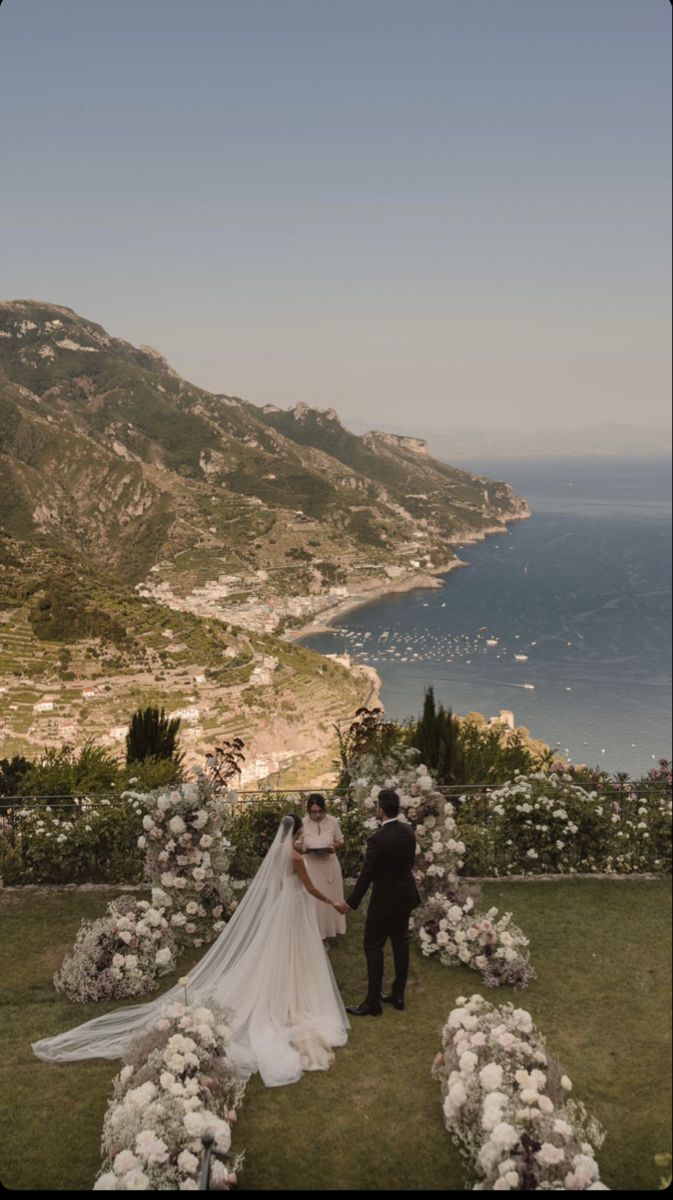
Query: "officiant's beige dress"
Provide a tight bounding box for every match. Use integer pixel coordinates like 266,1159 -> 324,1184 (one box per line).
301,813 -> 347,938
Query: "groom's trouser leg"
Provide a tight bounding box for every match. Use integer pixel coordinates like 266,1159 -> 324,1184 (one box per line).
363,905 -> 385,1008
389,907 -> 412,999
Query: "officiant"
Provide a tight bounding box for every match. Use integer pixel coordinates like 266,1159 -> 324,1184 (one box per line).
296,794 -> 347,941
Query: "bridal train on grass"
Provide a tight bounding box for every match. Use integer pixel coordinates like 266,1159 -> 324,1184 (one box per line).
32,816 -> 350,1088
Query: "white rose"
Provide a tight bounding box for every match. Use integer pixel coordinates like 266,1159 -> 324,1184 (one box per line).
183,1111 -> 204,1136
511,1008 -> 533,1033
479,1063 -> 503,1091
94,1172 -> 119,1190
536,1143 -> 566,1167
177,1150 -> 199,1175
491,1122 -> 519,1151
459,1051 -> 478,1074
123,1169 -> 150,1189
113,1150 -> 141,1175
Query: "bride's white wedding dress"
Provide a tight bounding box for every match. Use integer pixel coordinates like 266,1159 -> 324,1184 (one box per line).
32,816 -> 350,1087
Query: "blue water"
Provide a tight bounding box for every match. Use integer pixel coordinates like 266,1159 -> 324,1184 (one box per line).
301,456 -> 672,778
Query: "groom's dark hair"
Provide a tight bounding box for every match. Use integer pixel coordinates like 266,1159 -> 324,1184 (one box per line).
377,788 -> 400,817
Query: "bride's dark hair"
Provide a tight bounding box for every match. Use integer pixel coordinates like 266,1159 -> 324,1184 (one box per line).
282,813 -> 303,835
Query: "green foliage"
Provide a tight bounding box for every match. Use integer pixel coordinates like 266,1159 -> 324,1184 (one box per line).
125,706 -> 183,766
29,574 -> 129,645
405,687 -> 544,785
319,560 -> 347,586
0,755 -> 32,799
18,741 -> 123,799
227,796 -> 299,877
225,793 -> 366,881
454,775 -> 672,876
0,798 -> 143,885
346,509 -> 383,547
335,706 -> 407,793
124,756 -> 183,790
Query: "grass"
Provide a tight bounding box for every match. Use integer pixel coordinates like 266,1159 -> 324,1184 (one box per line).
0,879 -> 670,1191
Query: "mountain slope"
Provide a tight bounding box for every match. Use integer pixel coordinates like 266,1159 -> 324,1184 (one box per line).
0,532 -> 372,778
0,300 -> 529,633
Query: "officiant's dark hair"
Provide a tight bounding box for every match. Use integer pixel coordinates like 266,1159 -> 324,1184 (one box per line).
306,793 -> 326,812
377,788 -> 400,817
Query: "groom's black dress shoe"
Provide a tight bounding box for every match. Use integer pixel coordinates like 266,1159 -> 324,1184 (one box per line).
346,1002 -> 382,1017
381,993 -> 405,1010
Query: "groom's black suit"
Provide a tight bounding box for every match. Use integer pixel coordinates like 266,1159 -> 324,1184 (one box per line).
346,818 -> 421,1009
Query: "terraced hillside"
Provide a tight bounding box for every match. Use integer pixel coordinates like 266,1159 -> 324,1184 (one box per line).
0,536 -> 370,780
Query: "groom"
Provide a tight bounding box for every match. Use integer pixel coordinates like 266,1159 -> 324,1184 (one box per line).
335,788 -> 421,1016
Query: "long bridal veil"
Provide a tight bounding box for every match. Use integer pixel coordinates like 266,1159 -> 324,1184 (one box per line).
32,815 -> 349,1086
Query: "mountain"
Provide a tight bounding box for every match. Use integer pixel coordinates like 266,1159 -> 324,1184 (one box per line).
0,299 -> 529,779
340,416 -> 673,461
0,300 -> 528,636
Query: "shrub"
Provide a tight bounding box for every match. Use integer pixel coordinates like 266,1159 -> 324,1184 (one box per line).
465,772 -> 672,876
404,687 -> 546,785
1,796 -> 143,885
18,741 -> 123,800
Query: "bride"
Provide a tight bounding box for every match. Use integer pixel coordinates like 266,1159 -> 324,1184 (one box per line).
32,815 -> 350,1088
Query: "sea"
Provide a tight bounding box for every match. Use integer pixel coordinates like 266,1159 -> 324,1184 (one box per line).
300,455 -> 672,779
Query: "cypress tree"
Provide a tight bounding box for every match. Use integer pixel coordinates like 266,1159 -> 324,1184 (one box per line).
126,706 -> 183,765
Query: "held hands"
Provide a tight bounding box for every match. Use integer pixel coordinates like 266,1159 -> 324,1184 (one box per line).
333,900 -> 351,914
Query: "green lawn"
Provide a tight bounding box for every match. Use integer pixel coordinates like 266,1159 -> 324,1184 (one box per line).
0,879 -> 670,1191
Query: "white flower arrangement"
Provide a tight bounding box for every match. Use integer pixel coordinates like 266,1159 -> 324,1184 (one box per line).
414,892 -> 535,989
54,894 -> 177,1003
433,994 -> 608,1191
125,776 -> 238,950
94,1000 -> 245,1191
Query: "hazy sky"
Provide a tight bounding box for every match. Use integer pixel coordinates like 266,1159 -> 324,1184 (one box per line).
1,0 -> 670,433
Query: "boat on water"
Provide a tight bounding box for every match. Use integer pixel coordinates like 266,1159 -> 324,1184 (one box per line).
514,654 -> 528,661
486,638 -> 499,646
522,683 -> 535,689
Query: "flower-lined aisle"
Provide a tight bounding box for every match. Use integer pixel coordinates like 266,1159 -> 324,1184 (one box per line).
433,994 -> 608,1191
94,997 -> 245,1191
